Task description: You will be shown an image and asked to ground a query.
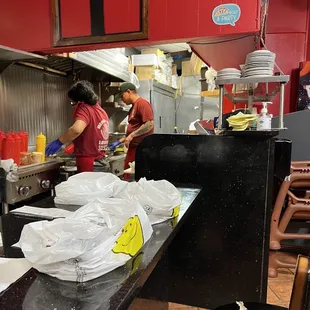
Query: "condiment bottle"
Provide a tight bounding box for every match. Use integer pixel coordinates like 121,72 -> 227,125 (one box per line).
2,134 -> 15,161
64,144 -> 74,154
20,132 -> 24,152
36,132 -> 46,162
257,102 -> 272,131
0,131 -> 5,160
20,131 -> 28,152
24,131 -> 29,152
12,132 -> 21,166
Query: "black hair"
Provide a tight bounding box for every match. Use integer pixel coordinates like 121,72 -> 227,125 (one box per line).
68,80 -> 98,106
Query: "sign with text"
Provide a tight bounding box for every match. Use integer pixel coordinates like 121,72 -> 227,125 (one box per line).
212,3 -> 241,27
52,0 -> 149,47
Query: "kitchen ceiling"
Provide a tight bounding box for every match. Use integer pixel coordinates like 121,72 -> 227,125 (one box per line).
136,43 -> 190,53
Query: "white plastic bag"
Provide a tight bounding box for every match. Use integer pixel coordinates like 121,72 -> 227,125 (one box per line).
17,198 -> 153,282
113,178 -> 182,224
54,172 -> 119,206
0,159 -> 18,182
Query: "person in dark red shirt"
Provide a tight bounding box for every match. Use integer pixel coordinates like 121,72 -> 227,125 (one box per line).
46,81 -> 109,173
113,82 -> 154,180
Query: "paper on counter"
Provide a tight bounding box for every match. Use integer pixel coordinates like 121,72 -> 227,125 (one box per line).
236,301 -> 248,310
11,206 -> 72,219
0,258 -> 32,294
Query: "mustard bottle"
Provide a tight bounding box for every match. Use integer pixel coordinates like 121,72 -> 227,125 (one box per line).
36,132 -> 46,162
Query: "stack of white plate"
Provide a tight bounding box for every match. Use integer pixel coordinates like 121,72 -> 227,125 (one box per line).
244,50 -> 275,78
216,68 -> 241,80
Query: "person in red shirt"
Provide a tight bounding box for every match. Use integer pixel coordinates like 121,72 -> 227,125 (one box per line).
113,82 -> 154,180
46,80 -> 109,173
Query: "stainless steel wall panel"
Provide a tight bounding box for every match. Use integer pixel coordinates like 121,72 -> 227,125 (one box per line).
0,65 -> 45,145
0,65 -> 73,146
44,74 -> 73,143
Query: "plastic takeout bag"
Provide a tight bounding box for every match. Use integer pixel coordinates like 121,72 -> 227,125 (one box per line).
113,178 -> 182,224
16,198 -> 153,282
54,172 -> 119,206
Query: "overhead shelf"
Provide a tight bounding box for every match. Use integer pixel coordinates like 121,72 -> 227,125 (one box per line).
102,105 -> 130,118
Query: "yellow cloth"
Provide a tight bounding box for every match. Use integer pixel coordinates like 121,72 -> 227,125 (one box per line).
227,112 -> 257,131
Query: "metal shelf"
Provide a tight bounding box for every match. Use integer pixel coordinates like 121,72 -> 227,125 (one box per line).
215,75 -> 290,85
102,105 -> 130,118
215,75 -> 290,130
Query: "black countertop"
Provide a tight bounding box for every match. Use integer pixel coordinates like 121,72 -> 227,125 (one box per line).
0,187 -> 200,310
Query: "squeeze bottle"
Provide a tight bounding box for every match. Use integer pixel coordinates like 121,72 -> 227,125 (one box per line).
36,132 -> 46,162
2,134 -> 15,161
257,102 -> 272,131
12,132 -> 21,166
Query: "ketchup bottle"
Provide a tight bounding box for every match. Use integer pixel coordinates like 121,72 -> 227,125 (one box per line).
12,132 -> 21,166
20,131 -> 28,152
2,134 -> 15,161
65,144 -> 74,154
0,131 -> 5,160
24,131 -> 29,152
19,131 -> 24,152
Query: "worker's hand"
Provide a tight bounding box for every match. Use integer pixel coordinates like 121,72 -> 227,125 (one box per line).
109,141 -> 121,151
45,139 -> 63,156
124,135 -> 133,148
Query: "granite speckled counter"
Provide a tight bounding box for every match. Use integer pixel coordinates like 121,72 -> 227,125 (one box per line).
0,132 -> 279,309
0,187 -> 200,310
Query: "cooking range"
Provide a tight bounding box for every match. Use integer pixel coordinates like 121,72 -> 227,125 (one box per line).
0,160 -> 64,214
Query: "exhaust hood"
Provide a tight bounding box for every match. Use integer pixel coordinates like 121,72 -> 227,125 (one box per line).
0,45 -> 46,61
69,49 -> 131,82
0,44 -> 46,73
12,48 -> 131,83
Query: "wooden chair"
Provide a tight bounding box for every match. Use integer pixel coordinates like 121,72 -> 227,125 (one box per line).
289,255 -> 310,310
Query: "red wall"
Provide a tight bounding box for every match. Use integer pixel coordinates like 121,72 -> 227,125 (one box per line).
1,0 -> 308,116
0,0 -> 260,53
265,0 -> 309,115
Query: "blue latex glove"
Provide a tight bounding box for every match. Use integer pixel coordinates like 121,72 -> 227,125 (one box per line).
45,139 -> 63,156
109,141 -> 121,151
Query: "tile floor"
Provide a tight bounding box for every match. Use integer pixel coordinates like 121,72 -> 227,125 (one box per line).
168,251 -> 297,309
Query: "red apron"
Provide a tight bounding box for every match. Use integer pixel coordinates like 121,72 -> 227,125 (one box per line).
124,147 -> 136,181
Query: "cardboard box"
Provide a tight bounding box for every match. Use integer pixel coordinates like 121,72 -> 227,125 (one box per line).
172,64 -> 177,76
182,59 -> 202,76
135,66 -> 157,80
141,48 -> 164,56
182,60 -> 194,76
131,54 -> 158,67
190,53 -> 203,75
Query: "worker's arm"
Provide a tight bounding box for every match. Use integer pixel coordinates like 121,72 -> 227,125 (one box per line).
45,120 -> 87,155
59,120 -> 87,144
125,120 -> 154,148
